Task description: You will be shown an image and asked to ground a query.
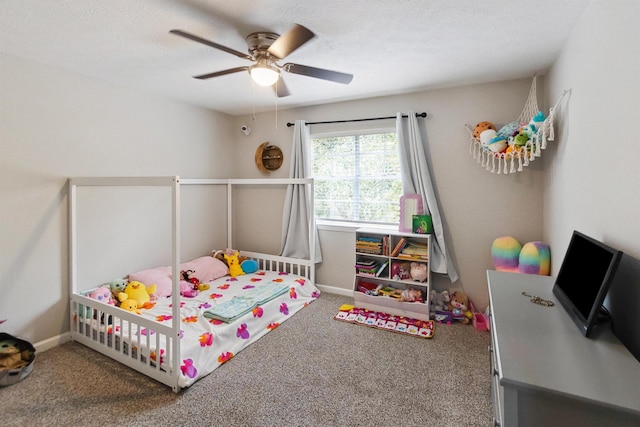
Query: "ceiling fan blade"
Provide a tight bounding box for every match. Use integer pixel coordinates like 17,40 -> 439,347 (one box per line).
267,24 -> 315,59
170,29 -> 253,61
274,78 -> 290,98
193,66 -> 249,80
283,63 -> 353,84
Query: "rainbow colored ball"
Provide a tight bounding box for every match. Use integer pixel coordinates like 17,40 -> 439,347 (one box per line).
518,241 -> 550,276
491,236 -> 522,272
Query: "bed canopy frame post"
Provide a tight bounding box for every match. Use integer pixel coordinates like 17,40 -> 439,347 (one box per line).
67,176 -> 183,392
170,176 -> 181,392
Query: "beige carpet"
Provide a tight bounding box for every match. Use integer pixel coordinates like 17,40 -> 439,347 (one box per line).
1,293 -> 492,426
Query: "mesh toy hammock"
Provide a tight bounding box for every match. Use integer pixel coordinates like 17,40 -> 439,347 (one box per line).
465,76 -> 570,174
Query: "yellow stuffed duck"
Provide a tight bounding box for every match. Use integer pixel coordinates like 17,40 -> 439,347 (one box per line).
224,250 -> 245,278
118,281 -> 156,312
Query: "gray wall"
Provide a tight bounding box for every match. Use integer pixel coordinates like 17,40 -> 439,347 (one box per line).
0,53 -> 235,343
229,77 -> 545,311
544,0 -> 640,267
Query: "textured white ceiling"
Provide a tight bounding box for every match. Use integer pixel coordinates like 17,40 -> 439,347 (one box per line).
0,0 -> 592,116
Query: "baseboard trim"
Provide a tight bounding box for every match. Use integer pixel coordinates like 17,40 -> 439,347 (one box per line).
34,332 -> 71,353
316,283 -> 353,297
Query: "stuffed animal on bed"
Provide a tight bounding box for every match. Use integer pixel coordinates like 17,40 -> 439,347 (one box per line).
118,281 -> 156,310
224,251 -> 245,278
108,279 -> 128,300
88,286 -> 116,305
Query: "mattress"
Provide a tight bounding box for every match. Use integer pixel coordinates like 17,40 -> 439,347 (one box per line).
82,270 -> 320,388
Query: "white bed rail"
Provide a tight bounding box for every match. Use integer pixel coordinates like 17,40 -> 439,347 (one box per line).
71,293 -> 177,388
240,251 -> 314,280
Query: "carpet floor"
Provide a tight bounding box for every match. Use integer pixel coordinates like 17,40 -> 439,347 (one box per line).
0,293 -> 492,426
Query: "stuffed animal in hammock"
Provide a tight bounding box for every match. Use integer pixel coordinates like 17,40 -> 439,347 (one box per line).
224,251 -> 245,278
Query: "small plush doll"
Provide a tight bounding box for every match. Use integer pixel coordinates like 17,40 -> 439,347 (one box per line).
224,250 -> 245,278
108,279 -> 128,300
179,269 -> 200,298
430,289 -> 450,312
88,286 -> 116,305
448,291 -> 473,324
390,288 -> 423,302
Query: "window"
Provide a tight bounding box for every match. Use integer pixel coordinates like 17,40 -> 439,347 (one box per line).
311,131 -> 402,224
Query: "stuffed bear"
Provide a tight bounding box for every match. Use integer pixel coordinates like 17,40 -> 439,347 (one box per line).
430,289 -> 450,312
447,291 -> 472,324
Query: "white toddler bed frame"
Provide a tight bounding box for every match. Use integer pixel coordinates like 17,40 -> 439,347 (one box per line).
68,176 -> 315,392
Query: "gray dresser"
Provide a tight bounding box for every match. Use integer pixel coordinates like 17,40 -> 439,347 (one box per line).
487,270 -> 640,426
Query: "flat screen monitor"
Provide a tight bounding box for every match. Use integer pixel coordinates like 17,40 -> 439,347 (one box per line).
552,230 -> 622,337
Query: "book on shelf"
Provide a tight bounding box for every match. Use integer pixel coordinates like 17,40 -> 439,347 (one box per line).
375,259 -> 389,277
356,259 -> 389,277
390,238 -> 407,257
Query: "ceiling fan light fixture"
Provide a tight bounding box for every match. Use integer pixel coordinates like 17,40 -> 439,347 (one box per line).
249,63 -> 280,87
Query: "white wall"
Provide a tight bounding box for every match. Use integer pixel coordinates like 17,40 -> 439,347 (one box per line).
544,0 -> 640,267
229,78 -> 547,310
0,54 -> 235,343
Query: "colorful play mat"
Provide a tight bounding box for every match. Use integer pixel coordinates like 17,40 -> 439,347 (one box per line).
333,305 -> 435,338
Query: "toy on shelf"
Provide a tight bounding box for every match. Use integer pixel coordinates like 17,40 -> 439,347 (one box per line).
409,262 -> 428,282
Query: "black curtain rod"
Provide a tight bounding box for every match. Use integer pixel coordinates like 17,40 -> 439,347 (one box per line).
286,112 -> 427,127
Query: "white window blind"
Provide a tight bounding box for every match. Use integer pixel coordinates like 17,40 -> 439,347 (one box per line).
311,132 -> 402,224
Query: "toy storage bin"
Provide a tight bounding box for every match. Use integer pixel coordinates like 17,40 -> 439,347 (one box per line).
0,333 -> 36,386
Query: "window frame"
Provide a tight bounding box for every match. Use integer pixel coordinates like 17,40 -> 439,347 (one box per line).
310,126 -> 402,228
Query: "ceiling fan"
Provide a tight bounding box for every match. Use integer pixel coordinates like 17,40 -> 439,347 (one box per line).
169,24 -> 353,97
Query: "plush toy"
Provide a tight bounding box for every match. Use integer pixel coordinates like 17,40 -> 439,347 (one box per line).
488,135 -> 508,153
224,251 -> 245,278
409,262 -> 428,282
119,299 -> 140,314
491,236 -> 550,276
513,132 -> 530,147
241,259 -> 259,274
107,279 -> 128,300
88,286 -> 116,305
0,338 -> 30,370
447,291 -> 472,324
472,121 -> 496,139
389,288 -> 423,302
496,121 -> 520,139
479,129 -> 497,146
529,111 -> 546,130
430,289 -> 450,312
518,241 -> 551,276
491,236 -> 523,272
118,281 -> 156,310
